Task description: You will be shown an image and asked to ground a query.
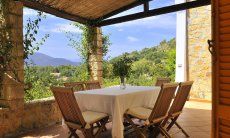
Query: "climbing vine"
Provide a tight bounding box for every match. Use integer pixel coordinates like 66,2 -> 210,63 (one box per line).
24,11 -> 49,92
66,23 -> 111,74
0,0 -> 49,97
24,11 -> 49,61
66,24 -> 96,62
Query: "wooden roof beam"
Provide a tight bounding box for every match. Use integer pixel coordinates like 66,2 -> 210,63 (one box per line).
94,0 -> 211,27
94,0 -> 153,21
144,2 -> 149,12
17,0 -> 90,25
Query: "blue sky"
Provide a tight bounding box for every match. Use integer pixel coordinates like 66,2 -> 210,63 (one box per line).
23,0 -> 176,62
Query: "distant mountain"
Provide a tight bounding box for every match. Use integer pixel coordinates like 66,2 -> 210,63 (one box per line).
26,52 -> 80,66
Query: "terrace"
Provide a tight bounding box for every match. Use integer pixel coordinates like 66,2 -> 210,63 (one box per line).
21,100 -> 211,138
1,0 -> 229,138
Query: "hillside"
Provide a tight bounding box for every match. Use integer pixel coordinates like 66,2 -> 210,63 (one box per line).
103,38 -> 176,85
26,52 -> 80,66
111,38 -> 175,62
24,38 -> 176,100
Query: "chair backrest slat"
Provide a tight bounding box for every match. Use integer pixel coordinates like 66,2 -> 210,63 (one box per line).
149,83 -> 179,122
64,82 -> 85,91
85,81 -> 101,90
51,87 -> 86,126
155,78 -> 171,86
169,81 -> 193,116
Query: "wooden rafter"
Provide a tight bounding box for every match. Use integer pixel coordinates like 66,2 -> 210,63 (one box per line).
16,0 -> 210,27
144,2 -> 149,12
17,0 -> 90,24
94,0 -> 153,21
94,0 -> 211,26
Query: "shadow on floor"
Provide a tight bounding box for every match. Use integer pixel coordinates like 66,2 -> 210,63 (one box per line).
19,106 -> 211,138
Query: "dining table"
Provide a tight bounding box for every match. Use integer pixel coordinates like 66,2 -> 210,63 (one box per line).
74,85 -> 161,138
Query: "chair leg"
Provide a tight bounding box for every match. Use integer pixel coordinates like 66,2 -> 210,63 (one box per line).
148,125 -> 154,131
166,117 -> 189,137
91,124 -> 94,136
96,122 -> 101,127
161,117 -> 170,128
95,117 -> 109,137
124,114 -> 146,138
166,117 -> 178,131
158,126 -> 171,138
174,121 -> 189,137
150,123 -> 161,138
83,128 -> 94,138
68,128 -> 79,138
101,117 -> 108,131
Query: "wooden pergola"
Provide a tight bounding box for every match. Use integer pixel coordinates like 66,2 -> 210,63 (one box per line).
18,0 -> 210,26
14,0 -> 211,86
2,0 -> 230,137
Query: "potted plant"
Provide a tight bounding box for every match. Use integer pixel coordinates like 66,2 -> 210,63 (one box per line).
112,53 -> 133,89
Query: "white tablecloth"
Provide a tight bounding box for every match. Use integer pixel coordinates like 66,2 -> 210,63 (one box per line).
74,86 -> 160,138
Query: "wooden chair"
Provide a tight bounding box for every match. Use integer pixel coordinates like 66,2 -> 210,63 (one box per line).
64,82 -> 85,91
155,77 -> 171,86
162,81 -> 194,137
51,87 -> 109,138
85,81 -> 101,90
124,83 -> 179,138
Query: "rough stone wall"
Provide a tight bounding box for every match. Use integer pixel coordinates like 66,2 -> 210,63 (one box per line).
88,27 -> 103,84
0,1 -> 24,100
0,1 -> 25,136
0,99 -> 24,137
187,5 -> 212,100
0,1 -> 62,137
0,98 -> 62,137
22,98 -> 62,131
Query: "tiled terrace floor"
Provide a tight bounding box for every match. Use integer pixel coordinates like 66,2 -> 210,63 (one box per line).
20,101 -> 211,138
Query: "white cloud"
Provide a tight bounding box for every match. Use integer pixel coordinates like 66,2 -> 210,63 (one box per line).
23,8 -> 37,16
111,6 -> 142,18
42,23 -> 82,33
118,29 -> 123,32
108,1 -> 176,29
23,8 -> 55,18
127,36 -> 139,42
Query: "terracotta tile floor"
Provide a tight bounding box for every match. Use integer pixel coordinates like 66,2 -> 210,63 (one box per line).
20,101 -> 211,138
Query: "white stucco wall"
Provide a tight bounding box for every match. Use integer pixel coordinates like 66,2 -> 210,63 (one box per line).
175,0 -> 187,82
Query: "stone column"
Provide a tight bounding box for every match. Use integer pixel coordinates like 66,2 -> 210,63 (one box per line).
187,5 -> 212,100
88,27 -> 103,84
0,1 -> 24,137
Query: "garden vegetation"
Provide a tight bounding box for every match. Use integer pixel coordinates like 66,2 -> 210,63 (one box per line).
24,38 -> 176,101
